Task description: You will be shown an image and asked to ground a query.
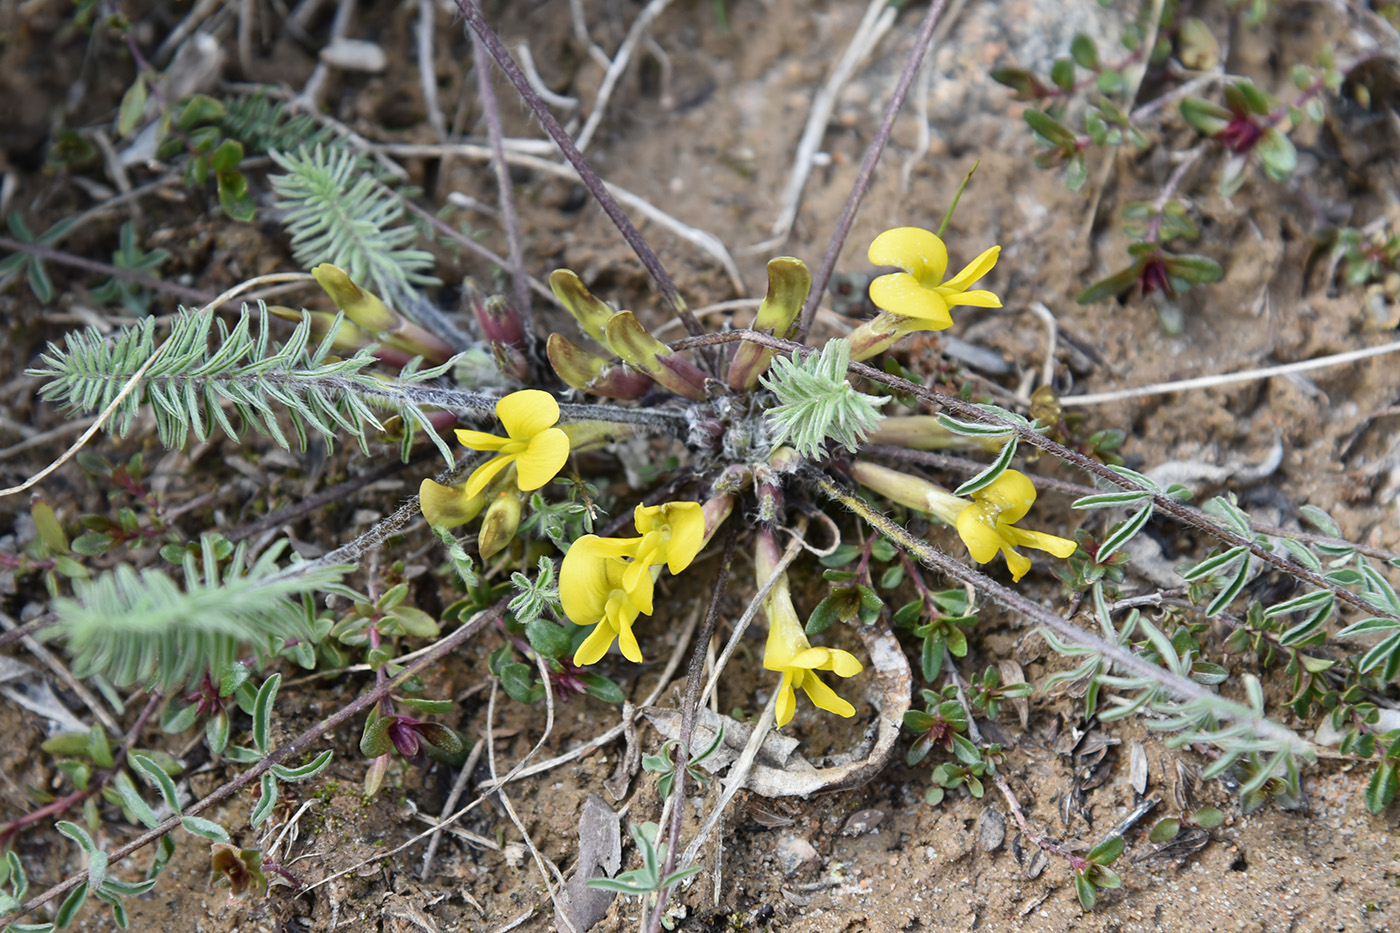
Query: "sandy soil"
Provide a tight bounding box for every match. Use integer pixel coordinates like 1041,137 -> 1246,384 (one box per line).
2,1 -> 1400,931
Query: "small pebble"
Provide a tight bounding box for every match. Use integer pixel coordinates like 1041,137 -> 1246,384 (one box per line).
320,38 -> 388,73
1131,741 -> 1149,795
775,834 -> 819,876
840,809 -> 886,837
977,808 -> 1006,852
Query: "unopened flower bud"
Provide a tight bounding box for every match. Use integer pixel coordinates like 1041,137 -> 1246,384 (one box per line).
478,489 -> 523,560
604,311 -> 707,401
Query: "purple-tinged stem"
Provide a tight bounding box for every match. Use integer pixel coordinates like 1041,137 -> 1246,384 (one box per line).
470,28 -> 535,334
453,1 -> 704,343
675,326 -> 1400,630
2,604 -> 504,924
796,0 -> 950,340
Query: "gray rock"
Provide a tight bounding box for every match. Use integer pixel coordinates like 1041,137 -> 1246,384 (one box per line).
775,834 -> 820,876
840,808 -> 886,837
977,808 -> 1007,852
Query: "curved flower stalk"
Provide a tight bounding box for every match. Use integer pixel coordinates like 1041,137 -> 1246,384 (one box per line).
562,496 -> 732,666
848,227 -> 1002,362
755,531 -> 863,727
851,461 -> 1076,582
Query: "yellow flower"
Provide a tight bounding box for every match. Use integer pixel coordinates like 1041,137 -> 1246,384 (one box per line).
455,390 -> 570,499
954,469 -> 1078,582
561,535 -> 654,665
867,227 -> 1001,331
627,501 -> 705,590
760,556 -> 862,728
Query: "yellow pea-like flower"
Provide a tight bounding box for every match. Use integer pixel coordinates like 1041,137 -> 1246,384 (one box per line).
627,501 -> 705,590
953,469 -> 1078,582
454,390 -> 571,499
867,226 -> 1002,330
756,532 -> 862,728
849,461 -> 1077,583
560,535 -> 653,666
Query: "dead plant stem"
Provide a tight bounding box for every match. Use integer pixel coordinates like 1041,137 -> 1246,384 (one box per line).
0,604 -> 504,924
470,28 -> 534,331
454,1 -> 707,346
647,524 -> 739,933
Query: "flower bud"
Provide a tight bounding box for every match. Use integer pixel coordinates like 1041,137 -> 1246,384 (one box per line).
478,489 -> 523,560
711,464 -> 752,496
604,311 -> 707,400
550,268 -> 616,347
848,460 -> 964,524
465,282 -> 526,349
313,263 -> 398,332
546,334 -> 655,399
728,257 -> 810,390
419,478 -> 487,529
868,416 -> 1002,452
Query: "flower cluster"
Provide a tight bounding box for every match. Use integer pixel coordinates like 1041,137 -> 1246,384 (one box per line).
851,462 -> 1077,582
560,501 -> 709,666
419,389 -> 571,558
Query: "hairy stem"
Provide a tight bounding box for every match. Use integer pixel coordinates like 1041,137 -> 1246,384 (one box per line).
674,329 -> 1400,628
470,28 -> 534,331
453,1 -> 705,343
811,468 -> 1305,753
865,445 -> 1400,566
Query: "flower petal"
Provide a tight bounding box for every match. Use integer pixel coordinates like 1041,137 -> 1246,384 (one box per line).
956,505 -> 1005,564
868,227 -> 948,286
826,649 -> 864,678
668,511 -> 706,574
515,427 -> 570,490
463,452 -> 517,499
976,469 -> 1038,524
561,535 -> 614,624
944,288 -> 1002,309
774,671 -> 797,727
574,622 -> 616,666
628,570 -> 655,615
613,607 -> 643,662
941,245 -> 1000,292
790,647 -> 832,671
418,478 -> 483,528
497,389 -> 560,439
799,671 -> 855,718
453,428 -> 509,451
1000,545 -> 1033,582
1005,526 -> 1079,559
763,596 -> 812,671
869,273 -> 954,328
454,429 -> 511,452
